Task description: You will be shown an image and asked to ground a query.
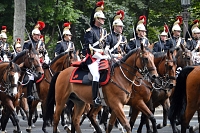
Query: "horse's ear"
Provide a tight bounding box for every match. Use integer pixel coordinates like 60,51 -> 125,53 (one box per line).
19,62 -> 24,68
141,43 -> 144,51
9,61 -> 13,69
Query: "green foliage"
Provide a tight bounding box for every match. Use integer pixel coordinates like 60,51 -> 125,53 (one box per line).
1,0 -> 200,59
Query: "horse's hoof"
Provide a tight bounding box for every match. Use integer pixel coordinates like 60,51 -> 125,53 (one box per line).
64,125 -> 71,133
32,123 -> 36,128
146,130 -> 153,133
32,118 -> 37,123
156,123 -> 163,129
61,121 -> 65,127
42,128 -> 48,133
26,128 -> 31,133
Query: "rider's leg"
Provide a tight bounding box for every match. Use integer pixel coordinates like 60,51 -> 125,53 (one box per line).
88,59 -> 101,107
27,80 -> 34,101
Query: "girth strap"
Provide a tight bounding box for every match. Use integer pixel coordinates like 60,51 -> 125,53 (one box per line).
110,79 -> 130,97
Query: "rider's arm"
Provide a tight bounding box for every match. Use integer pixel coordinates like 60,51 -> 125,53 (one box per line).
54,42 -> 62,57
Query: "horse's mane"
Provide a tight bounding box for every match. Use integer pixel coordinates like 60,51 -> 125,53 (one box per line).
12,62 -> 21,72
50,52 -> 68,65
121,48 -> 139,62
11,50 -> 27,62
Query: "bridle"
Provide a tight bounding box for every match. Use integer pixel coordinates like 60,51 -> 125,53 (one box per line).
0,64 -> 19,97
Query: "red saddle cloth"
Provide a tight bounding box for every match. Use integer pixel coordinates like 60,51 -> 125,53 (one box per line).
70,60 -> 110,86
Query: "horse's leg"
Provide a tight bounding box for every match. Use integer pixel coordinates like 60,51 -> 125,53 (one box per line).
87,105 -> 102,133
26,100 -> 39,132
32,108 -> 38,124
1,107 -> 10,132
106,110 -> 117,133
109,104 -> 131,133
71,101 -> 86,133
159,98 -> 170,129
99,106 -> 110,131
181,106 -> 196,133
61,109 -> 66,126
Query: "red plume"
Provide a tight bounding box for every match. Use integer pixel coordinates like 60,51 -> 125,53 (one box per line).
37,21 -> 45,30
139,15 -> 146,25
116,10 -> 124,20
63,22 -> 71,28
164,24 -> 169,33
193,19 -> 199,24
176,16 -> 183,25
17,38 -> 21,42
2,26 -> 6,30
96,1 -> 104,7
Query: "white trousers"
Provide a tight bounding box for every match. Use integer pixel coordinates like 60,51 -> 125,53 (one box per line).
88,59 -> 100,82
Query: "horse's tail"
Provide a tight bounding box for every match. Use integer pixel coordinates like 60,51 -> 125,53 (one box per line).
168,66 -> 194,121
45,72 -> 60,121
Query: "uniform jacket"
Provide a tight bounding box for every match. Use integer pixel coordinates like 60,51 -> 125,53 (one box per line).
54,40 -> 75,56
105,32 -> 127,55
127,36 -> 149,51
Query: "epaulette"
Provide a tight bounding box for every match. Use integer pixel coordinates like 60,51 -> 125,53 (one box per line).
56,41 -> 62,44
130,38 -> 136,41
166,38 -> 170,40
86,28 -> 92,32
154,41 -> 158,44
187,38 -> 192,41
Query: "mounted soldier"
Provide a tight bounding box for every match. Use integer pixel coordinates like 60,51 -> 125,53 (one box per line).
127,15 -> 150,51
11,38 -> 22,60
166,16 -> 186,50
0,26 -> 11,61
83,0 -> 110,107
186,19 -> 200,64
54,22 -> 76,57
23,21 -> 45,101
105,10 -> 127,61
153,24 -> 169,52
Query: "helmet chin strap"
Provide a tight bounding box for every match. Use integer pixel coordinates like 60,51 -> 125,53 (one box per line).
97,18 -> 104,25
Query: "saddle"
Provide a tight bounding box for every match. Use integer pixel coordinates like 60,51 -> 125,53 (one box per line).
70,60 -> 110,86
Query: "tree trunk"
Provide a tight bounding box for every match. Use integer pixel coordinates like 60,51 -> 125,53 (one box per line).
13,0 -> 26,47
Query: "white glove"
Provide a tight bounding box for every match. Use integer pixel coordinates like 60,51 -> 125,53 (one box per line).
3,55 -> 9,62
44,54 -> 50,64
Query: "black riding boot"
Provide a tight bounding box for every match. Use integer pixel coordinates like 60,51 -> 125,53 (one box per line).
92,81 -> 101,108
27,80 -> 34,102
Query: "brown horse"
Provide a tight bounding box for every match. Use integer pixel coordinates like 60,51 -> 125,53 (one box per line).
136,50 -> 177,133
0,62 -> 21,133
168,65 -> 200,133
21,51 -> 77,133
45,44 -> 161,133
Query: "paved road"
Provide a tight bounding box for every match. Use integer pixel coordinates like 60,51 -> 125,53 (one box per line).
3,105 -> 199,133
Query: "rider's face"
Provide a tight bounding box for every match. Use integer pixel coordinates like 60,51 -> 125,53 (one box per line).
32,34 -> 40,41
114,25 -> 123,34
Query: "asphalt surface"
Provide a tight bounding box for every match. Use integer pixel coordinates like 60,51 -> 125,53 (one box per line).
3,105 -> 199,133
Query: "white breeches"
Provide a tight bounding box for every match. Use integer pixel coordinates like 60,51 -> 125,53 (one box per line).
88,59 -> 100,82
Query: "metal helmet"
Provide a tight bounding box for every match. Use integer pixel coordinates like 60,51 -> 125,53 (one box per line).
1,32 -> 7,39
136,15 -> 147,32
15,38 -> 21,48
160,24 -> 168,36
62,22 -> 72,36
32,21 -> 45,35
94,11 -> 106,19
112,10 -> 125,27
172,16 -> 182,32
191,20 -> 200,34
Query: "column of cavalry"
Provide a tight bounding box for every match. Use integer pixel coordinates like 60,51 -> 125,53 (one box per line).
1,2 -> 200,133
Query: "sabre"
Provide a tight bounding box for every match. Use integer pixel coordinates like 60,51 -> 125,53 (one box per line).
157,34 -> 162,52
132,23 -> 137,48
25,27 -> 35,49
57,24 -> 63,41
164,22 -> 175,47
183,21 -> 192,39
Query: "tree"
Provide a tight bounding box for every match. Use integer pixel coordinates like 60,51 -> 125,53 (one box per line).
13,0 -> 26,46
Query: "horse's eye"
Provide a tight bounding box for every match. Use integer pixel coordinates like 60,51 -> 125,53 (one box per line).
168,66 -> 173,70
144,58 -> 148,62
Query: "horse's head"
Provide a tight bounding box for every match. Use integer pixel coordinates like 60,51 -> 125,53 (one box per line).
174,44 -> 193,67
135,44 -> 160,85
3,62 -> 21,97
23,45 -> 44,77
164,50 -> 177,89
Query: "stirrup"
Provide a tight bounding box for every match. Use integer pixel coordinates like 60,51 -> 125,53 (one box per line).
93,97 -> 101,108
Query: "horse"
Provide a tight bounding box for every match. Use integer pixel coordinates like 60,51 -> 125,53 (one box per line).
19,51 -> 78,133
168,65 -> 200,133
135,50 -> 177,133
0,62 -> 21,133
45,44 -> 162,133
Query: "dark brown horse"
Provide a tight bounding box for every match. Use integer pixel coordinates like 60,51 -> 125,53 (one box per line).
168,65 -> 200,133
136,50 -> 177,133
0,62 -> 21,133
45,45 -> 161,133
20,51 -> 77,133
